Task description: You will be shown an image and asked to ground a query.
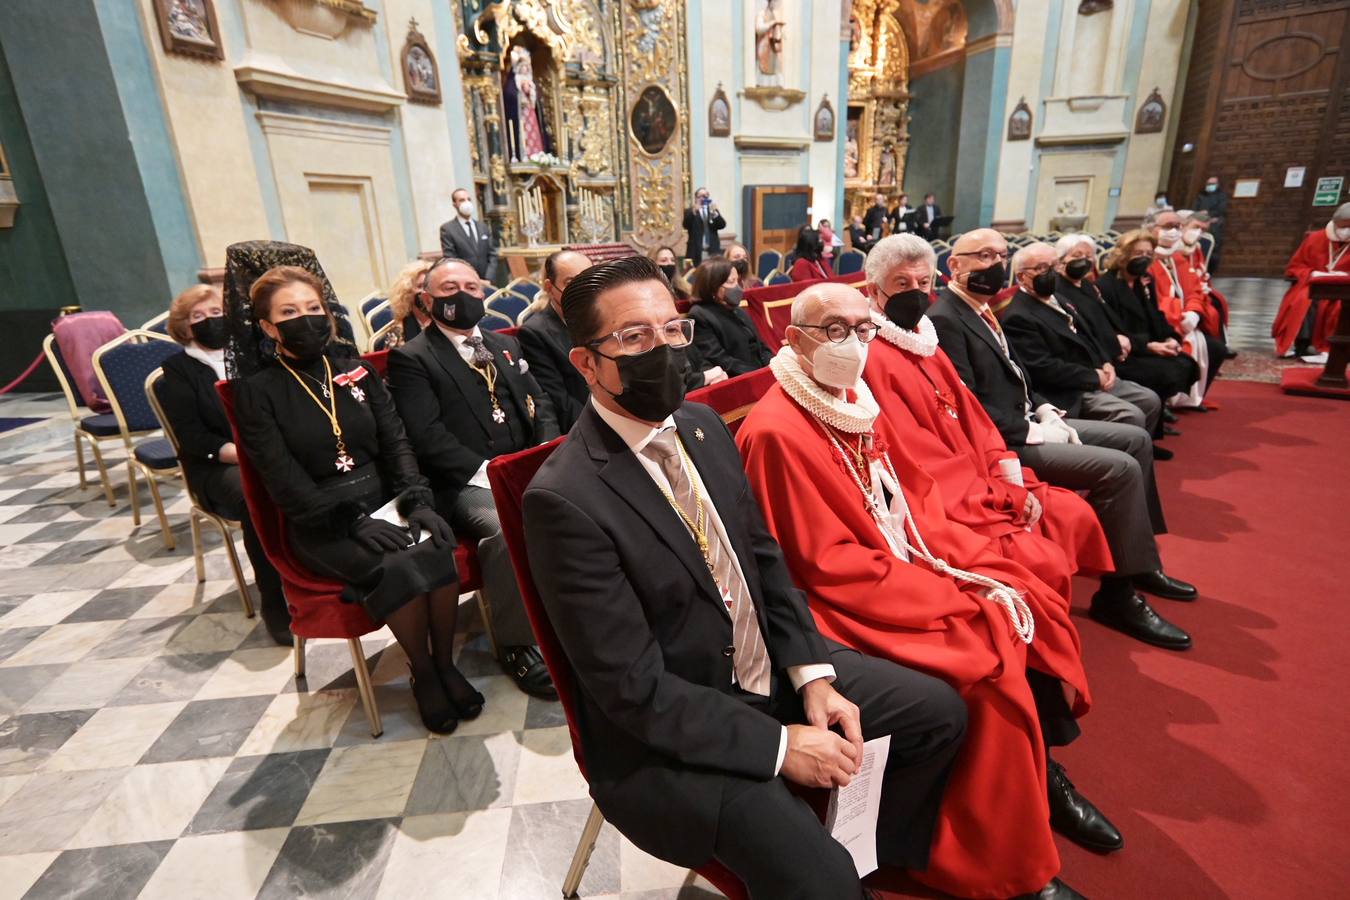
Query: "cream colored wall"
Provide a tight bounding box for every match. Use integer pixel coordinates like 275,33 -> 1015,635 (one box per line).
806,0 -> 843,226
991,1 -> 1050,225
1116,1 -> 1191,222
698,1 -> 739,234
134,0 -> 270,268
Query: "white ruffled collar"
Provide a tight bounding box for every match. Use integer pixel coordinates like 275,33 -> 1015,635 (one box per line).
871,312 -> 939,358
770,346 -> 879,434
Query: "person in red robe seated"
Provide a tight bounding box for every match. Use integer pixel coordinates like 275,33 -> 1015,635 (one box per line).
859,234 -> 1113,606
1176,211 -> 1234,359
789,226 -> 835,282
1271,202 -> 1350,360
737,282 -> 1122,900
1146,209 -> 1226,407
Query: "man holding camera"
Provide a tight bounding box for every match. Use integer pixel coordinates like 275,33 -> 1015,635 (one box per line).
683,187 -> 726,266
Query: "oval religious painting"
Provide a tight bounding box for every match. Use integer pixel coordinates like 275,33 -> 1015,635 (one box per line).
631,85 -> 678,156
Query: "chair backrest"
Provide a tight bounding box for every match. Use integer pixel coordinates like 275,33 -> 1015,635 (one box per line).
146,368 -> 206,507
141,311 -> 172,335
765,270 -> 792,286
1198,231 -> 1216,267
92,331 -> 183,437
505,277 -> 540,301
835,247 -> 865,276
361,349 -> 390,378
369,320 -> 399,351
486,290 -> 529,324
756,250 -> 782,281
360,292 -> 387,317
686,367 -> 776,435
43,333 -> 89,421
368,305 -> 394,334
51,311 -> 126,413
480,309 -> 515,332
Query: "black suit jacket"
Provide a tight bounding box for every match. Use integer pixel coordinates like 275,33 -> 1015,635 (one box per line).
682,206 -> 726,265
518,305 -> 587,432
688,300 -> 773,377
156,350 -> 230,489
1096,271 -> 1183,351
439,216 -> 497,280
928,288 -> 1047,447
916,203 -> 943,239
862,204 -> 888,238
1000,290 -> 1103,416
523,401 -> 830,866
1055,275 -> 1125,364
387,325 -> 559,507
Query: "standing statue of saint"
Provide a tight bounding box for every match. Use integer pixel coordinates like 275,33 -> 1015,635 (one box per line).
503,46 -> 554,161
755,0 -> 785,85
877,142 -> 897,187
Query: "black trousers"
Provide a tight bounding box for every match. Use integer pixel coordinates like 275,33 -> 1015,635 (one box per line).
705,641 -> 966,900
1026,667 -> 1080,750
193,465 -> 288,632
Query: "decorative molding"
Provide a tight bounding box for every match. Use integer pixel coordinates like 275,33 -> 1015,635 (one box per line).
965,32 -> 1013,55
908,45 -> 964,79
235,61 -> 405,112
1035,132 -> 1128,147
741,85 -> 806,112
267,0 -> 376,41
254,110 -> 392,146
733,134 -> 809,151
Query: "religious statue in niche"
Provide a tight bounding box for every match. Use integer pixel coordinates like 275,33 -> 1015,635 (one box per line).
1007,97 -> 1032,141
844,115 -> 860,179
709,84 -> 732,138
1079,0 -> 1114,14
877,141 -> 898,187
503,46 -> 555,162
814,96 -> 835,142
153,0 -> 224,60
1135,87 -> 1166,134
755,0 -> 786,85
632,85 -> 677,156
849,15 -> 862,55
400,20 -> 440,105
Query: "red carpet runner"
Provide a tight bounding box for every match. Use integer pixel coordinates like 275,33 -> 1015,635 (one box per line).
872,380 -> 1350,899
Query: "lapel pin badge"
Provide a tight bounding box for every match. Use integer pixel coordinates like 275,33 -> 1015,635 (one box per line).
694,427 -> 705,442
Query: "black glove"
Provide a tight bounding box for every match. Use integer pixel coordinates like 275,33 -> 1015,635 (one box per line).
407,507 -> 453,548
350,515 -> 411,553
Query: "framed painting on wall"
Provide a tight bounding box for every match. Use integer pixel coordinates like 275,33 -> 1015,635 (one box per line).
153,0 -> 225,60
401,21 -> 441,105
709,84 -> 731,138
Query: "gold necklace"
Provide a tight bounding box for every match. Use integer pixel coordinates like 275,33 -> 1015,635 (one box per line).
278,356 -> 354,473
467,356 -> 507,424
652,437 -> 713,570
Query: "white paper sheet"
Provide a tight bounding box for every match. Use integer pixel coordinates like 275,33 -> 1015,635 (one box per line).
369,497 -> 430,545
825,735 -> 891,878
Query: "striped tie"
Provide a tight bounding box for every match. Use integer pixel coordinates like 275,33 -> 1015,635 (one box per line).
643,429 -> 772,696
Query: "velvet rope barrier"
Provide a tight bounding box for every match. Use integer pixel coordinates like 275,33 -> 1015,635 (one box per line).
0,351 -> 46,395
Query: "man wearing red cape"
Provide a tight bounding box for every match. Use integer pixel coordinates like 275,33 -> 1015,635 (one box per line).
1147,209 -> 1227,407
858,235 -> 1112,604
737,283 -> 1121,900
1271,202 -> 1350,358
1177,211 -> 1232,350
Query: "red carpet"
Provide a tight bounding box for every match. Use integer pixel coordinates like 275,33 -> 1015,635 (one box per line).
874,380 -> 1350,899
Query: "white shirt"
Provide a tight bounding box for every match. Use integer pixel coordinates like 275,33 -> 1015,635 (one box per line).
591,397 -> 835,775
460,216 -> 477,242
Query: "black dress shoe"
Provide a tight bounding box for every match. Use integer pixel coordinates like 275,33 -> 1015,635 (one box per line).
1048,759 -> 1123,852
1225,347 -> 1239,360
1013,877 -> 1087,900
1162,425 -> 1182,437
1162,407 -> 1179,424
1090,591 -> 1192,650
1134,570 -> 1198,601
409,666 -> 460,735
1152,445 -> 1174,461
502,645 -> 558,700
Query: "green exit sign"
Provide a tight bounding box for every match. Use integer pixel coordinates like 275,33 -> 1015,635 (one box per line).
1313,176 -> 1343,206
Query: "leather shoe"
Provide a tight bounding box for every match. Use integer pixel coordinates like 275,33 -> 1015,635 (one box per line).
1013,877 -> 1087,900
1134,570 -> 1198,601
1090,590 -> 1192,650
502,645 -> 558,700
1162,407 -> 1179,424
1162,424 -> 1182,437
1152,444 -> 1174,461
1048,759 -> 1123,852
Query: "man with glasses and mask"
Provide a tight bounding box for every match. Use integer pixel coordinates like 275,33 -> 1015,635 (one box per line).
525,256 -> 968,900
738,281 -> 1105,900
388,256 -> 560,698
929,229 -> 1198,651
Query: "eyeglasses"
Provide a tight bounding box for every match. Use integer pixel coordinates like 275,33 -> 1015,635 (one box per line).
1022,262 -> 1053,276
793,321 -> 879,344
589,317 -> 695,356
953,249 -> 1009,265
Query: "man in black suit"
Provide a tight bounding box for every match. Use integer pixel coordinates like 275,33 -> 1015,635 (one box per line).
682,186 -> 726,266
439,188 -> 498,282
525,256 -> 967,899
518,249 -> 591,432
1002,242 -> 1162,439
388,257 -> 560,697
862,192 -> 889,242
929,228 -> 1197,651
915,193 -> 942,240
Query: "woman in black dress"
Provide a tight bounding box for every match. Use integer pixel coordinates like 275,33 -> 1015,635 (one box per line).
157,284 -> 290,645
688,257 -> 773,376
232,266 -> 480,733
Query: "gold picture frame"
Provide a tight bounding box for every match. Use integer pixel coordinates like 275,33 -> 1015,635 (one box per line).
153,0 -> 224,61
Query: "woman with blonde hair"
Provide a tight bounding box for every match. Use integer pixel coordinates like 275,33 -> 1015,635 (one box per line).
382,258 -> 433,348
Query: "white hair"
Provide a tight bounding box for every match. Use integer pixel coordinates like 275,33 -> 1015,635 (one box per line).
1054,233 -> 1096,258
1011,242 -> 1055,278
864,233 -> 936,286
1335,202 -> 1350,221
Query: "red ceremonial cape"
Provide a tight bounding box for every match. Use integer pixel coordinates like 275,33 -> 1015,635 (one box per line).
1180,245 -> 1229,328
737,383 -> 1091,898
1150,255 -> 1219,336
863,338 -> 1113,598
1271,229 -> 1348,355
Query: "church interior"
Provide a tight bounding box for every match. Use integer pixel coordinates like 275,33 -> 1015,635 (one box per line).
0,1 -> 1347,898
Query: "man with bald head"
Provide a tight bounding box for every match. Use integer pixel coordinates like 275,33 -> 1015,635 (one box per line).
525,256 -> 966,899
1002,241 -> 1163,439
519,248 -> 592,430
929,229 -> 1198,649
388,256 -> 560,698
738,281 -> 1102,899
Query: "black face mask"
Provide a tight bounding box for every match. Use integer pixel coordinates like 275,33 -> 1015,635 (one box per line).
1030,271 -> 1057,297
722,286 -> 744,307
429,291 -> 484,330
599,344 -> 687,422
1065,258 -> 1093,280
731,259 -> 749,281
964,261 -> 1006,296
658,264 -> 678,281
884,288 -> 929,331
274,314 -> 331,362
1125,256 -> 1152,277
190,316 -> 229,350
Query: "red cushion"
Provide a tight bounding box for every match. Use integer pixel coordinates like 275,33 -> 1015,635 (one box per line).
686,368 -> 777,436
362,349 -> 390,378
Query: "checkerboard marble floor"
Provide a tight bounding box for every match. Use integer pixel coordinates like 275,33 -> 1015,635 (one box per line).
0,440 -> 720,900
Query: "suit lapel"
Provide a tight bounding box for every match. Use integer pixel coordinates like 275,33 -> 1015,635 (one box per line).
953,296 -> 1024,381
1028,295 -> 1093,356
425,327 -> 494,441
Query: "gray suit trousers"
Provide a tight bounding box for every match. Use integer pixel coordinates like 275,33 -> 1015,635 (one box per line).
1016,419 -> 1163,576
449,486 -> 535,650
1077,379 -> 1162,434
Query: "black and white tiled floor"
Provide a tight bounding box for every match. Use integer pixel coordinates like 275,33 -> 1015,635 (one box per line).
0,441 -> 718,899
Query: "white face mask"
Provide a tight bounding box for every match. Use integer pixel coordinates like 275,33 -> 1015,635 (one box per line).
1182,227 -> 1202,246
457,200 -> 475,218
805,332 -> 868,390
1156,227 -> 1181,247
1334,224 -> 1350,242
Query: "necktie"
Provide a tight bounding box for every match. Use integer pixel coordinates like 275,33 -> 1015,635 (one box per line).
463,335 -> 494,368
643,429 -> 771,696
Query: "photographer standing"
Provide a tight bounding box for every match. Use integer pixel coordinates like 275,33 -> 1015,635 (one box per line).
682,186 -> 726,266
